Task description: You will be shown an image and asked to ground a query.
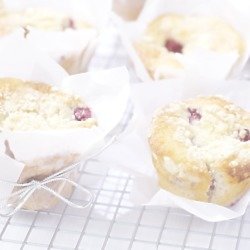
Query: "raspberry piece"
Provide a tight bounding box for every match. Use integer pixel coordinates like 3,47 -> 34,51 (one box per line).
62,18 -> 76,30
165,39 -> 183,53
74,107 -> 92,121
68,18 -> 75,29
188,108 -> 201,123
238,129 -> 250,142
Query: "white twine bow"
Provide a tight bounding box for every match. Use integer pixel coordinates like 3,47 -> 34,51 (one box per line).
0,162 -> 94,217
0,131 -> 121,217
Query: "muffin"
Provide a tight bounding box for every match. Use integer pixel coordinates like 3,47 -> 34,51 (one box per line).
135,14 -> 245,80
0,8 -> 96,74
149,96 -> 250,206
0,78 -> 96,210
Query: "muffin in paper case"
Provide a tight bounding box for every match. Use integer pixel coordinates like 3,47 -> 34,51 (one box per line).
0,0 -> 113,74
96,78 -> 250,222
113,0 -> 250,82
0,40 -> 130,211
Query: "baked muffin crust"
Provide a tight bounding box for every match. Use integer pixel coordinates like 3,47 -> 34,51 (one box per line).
149,96 -> 250,205
0,78 -> 96,130
0,8 -> 91,35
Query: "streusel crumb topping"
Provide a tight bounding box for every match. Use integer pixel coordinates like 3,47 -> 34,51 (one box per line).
0,78 -> 96,131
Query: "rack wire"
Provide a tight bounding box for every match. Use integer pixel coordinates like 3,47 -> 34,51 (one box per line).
0,26 -> 250,250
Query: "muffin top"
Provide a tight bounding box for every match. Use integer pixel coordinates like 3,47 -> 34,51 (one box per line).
0,78 -> 96,131
0,8 -> 91,35
149,96 -> 250,177
135,14 -> 245,79
142,14 -> 244,54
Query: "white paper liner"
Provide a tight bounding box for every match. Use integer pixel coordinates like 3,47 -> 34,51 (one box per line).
0,0 -> 113,73
0,154 -> 24,201
97,78 -> 250,222
0,38 -> 130,202
113,0 -> 250,82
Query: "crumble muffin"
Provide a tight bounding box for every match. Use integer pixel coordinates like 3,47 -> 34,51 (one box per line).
0,77 -> 96,210
135,14 -> 245,79
149,96 -> 250,206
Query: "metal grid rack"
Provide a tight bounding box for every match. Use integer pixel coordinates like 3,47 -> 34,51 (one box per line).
0,26 -> 250,250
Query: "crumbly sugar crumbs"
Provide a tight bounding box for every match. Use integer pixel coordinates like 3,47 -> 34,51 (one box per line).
0,79 -> 95,131
152,96 -> 250,170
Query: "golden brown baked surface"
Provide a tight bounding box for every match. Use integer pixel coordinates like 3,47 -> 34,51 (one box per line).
0,8 -> 91,35
135,14 -> 245,80
149,96 -> 250,206
0,78 -> 96,130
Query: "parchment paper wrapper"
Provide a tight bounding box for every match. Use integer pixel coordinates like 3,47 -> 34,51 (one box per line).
113,0 -> 250,82
97,78 -> 250,222
0,39 -> 130,211
1,0 -> 113,74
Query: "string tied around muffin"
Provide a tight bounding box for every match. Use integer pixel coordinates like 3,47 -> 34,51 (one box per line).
0,128 -> 121,217
0,161 -> 94,217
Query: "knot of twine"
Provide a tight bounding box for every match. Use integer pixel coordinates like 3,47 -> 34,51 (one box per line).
0,162 -> 94,217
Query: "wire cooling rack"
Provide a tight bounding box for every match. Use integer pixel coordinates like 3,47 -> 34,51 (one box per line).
0,26 -> 250,250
